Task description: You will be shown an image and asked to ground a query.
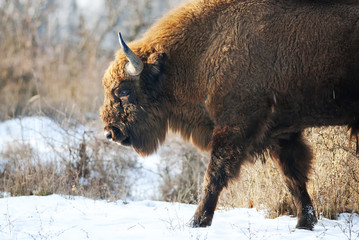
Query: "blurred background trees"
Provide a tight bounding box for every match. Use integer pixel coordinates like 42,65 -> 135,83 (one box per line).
0,0 -> 183,121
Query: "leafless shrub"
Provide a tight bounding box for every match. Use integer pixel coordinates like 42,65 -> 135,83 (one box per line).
0,121 -> 141,200
307,127 -> 359,219
157,133 -> 209,204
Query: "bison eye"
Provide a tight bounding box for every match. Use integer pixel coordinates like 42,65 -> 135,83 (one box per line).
114,88 -> 130,98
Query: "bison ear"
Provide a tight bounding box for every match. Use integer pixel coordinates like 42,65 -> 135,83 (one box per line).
147,53 -> 167,71
141,53 -> 167,96
145,52 -> 167,78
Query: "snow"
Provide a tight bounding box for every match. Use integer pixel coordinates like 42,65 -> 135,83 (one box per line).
0,195 -> 358,240
0,117 -> 86,162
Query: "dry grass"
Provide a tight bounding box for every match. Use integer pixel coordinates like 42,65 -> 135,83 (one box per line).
0,128 -> 140,200
157,133 -> 209,204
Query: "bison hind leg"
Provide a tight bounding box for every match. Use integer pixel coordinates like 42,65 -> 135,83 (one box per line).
296,205 -> 317,230
271,132 -> 318,230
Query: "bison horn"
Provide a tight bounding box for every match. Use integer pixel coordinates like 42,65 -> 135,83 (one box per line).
118,32 -> 144,76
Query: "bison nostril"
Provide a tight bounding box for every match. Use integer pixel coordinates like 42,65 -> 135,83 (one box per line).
105,131 -> 112,140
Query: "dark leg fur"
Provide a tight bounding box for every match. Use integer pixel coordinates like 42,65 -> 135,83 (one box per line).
271,132 -> 318,230
192,127 -> 245,227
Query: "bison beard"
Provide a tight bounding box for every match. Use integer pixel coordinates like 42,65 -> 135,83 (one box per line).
100,0 -> 359,231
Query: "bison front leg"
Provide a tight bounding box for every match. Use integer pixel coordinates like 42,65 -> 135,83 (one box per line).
271,132 -> 318,230
192,127 -> 245,227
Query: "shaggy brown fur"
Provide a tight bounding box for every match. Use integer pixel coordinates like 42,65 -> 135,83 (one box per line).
100,0 -> 359,230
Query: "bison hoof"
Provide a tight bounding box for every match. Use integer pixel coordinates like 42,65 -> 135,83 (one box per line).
296,205 -> 318,230
191,215 -> 213,228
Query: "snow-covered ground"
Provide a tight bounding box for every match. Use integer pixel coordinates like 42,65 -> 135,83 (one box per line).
0,194 -> 358,240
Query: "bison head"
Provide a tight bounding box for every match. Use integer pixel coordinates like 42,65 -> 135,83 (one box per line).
100,33 -> 169,156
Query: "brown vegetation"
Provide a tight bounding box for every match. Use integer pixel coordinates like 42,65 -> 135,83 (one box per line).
0,128 -> 139,200
0,1 -> 105,121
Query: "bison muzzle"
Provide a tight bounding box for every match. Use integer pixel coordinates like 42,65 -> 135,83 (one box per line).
100,0 -> 359,230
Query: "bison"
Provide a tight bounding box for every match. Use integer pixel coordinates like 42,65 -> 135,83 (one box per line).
100,0 -> 359,230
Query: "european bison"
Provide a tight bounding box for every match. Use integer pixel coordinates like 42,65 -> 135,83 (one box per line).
100,0 -> 359,230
